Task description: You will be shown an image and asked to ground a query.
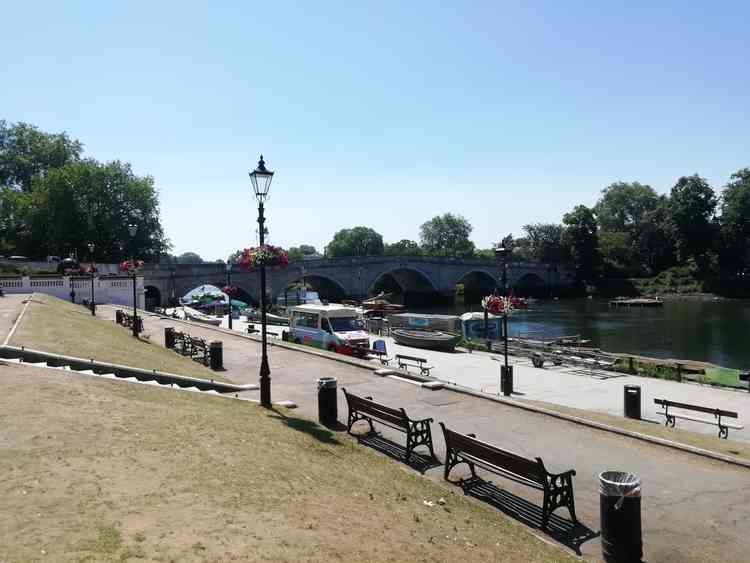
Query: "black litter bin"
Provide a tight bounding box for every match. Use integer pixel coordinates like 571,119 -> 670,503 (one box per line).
599,471 -> 643,563
209,341 -> 223,370
501,365 -> 514,396
623,385 -> 641,420
115,310 -> 123,325
317,377 -> 338,426
164,327 -> 175,349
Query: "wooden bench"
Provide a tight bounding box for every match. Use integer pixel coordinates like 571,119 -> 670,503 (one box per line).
396,354 -> 433,376
189,337 -> 210,365
173,331 -> 191,355
342,388 -> 435,461
654,398 -> 743,439
440,423 -> 578,529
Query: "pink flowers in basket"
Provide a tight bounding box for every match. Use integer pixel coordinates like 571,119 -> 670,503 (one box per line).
118,259 -> 144,272
236,245 -> 289,272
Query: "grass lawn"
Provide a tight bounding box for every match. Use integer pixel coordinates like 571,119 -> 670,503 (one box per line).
0,365 -> 576,562
9,293 -> 229,382
703,367 -> 745,388
527,399 -> 750,462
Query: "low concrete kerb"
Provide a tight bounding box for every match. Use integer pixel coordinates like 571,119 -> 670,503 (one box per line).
118,306 -> 750,469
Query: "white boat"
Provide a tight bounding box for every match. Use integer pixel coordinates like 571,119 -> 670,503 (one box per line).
183,306 -> 222,326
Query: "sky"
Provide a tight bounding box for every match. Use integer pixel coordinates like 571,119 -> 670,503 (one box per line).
2,1 -> 749,260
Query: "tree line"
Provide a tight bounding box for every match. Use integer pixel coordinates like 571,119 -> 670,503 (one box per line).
0,120 -> 170,261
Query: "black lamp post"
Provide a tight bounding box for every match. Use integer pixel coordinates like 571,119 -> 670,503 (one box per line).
495,240 -> 512,386
87,242 -> 96,316
128,223 -> 139,338
226,262 -> 233,330
249,155 -> 274,408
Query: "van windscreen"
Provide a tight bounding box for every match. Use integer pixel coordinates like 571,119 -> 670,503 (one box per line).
329,317 -> 363,332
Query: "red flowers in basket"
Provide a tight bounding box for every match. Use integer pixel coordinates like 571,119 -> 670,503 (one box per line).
236,245 -> 289,272
482,294 -> 512,315
118,259 -> 144,272
222,285 -> 238,295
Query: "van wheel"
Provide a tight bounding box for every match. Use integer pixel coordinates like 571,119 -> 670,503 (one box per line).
294,338 -> 302,345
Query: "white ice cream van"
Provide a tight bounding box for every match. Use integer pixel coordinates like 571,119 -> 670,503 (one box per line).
288,304 -> 370,356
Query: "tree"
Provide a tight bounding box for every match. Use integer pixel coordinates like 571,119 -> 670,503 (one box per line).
669,174 -> 717,263
635,196 -> 677,274
326,227 -> 384,257
419,213 -> 475,257
384,239 -> 422,256
719,168 -> 750,274
594,181 -> 659,232
287,244 -> 318,261
563,205 -> 600,281
0,120 -> 82,192
522,223 -> 567,263
176,252 -> 204,263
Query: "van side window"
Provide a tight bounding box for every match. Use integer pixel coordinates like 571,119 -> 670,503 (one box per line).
322,318 -> 332,334
293,312 -> 318,328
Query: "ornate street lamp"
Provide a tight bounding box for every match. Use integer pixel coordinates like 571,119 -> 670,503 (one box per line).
128,223 -> 139,338
249,155 -> 274,408
495,238 -> 512,382
87,242 -> 96,316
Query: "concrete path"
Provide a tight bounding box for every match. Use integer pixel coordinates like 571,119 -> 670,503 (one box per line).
0,294 -> 30,344
103,307 -> 750,563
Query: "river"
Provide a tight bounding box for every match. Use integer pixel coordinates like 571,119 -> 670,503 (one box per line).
417,298 -> 750,369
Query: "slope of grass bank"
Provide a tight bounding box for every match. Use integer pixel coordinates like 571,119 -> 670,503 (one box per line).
0,365 -> 575,562
9,293 -> 228,381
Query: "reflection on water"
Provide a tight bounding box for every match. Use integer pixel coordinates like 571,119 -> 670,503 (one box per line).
415,299 -> 750,368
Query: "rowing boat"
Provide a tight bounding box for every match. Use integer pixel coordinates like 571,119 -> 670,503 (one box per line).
391,329 -> 461,352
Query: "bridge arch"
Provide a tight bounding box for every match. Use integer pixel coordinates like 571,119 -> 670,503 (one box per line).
454,269 -> 498,305
513,272 -> 548,297
274,272 -> 348,303
368,266 -> 439,306
144,285 -> 161,310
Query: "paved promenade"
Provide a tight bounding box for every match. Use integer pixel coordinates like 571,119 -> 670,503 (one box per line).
107,307 -> 750,563
0,294 -> 28,344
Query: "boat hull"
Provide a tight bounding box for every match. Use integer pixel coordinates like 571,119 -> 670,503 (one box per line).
391,329 -> 460,352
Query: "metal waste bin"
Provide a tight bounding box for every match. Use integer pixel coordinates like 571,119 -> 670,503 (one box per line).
599,471 -> 643,563
501,365 -> 514,396
209,341 -> 223,370
623,385 -> 641,420
164,327 -> 175,349
317,377 -> 338,426
115,309 -> 123,325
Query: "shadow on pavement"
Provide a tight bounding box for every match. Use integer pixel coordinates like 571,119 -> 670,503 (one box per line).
354,432 -> 442,474
460,478 -> 599,555
269,409 -> 342,445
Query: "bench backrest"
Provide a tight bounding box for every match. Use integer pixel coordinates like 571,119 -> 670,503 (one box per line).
342,388 -> 409,429
440,423 -> 544,485
396,354 -> 426,363
654,398 -> 738,419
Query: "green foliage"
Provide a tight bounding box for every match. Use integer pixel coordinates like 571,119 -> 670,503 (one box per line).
594,181 -> 659,231
287,244 -> 318,261
522,223 -> 567,263
0,121 -> 169,260
562,205 -> 599,281
175,252 -> 204,263
669,174 -> 717,263
419,213 -> 475,257
384,239 -> 422,256
326,226 -> 384,257
719,168 -> 750,274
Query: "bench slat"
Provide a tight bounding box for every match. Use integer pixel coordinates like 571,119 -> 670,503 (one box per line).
657,412 -> 744,429
654,398 -> 738,419
346,395 -> 410,429
445,428 -> 543,485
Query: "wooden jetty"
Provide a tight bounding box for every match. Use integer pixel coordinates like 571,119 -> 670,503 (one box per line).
609,298 -> 663,308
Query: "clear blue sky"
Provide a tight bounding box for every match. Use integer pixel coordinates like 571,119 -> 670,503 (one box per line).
3,1 -> 748,260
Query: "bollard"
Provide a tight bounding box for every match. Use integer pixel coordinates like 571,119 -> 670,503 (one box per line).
623,385 -> 641,420
317,377 -> 338,426
164,327 -> 175,349
628,356 -> 635,374
599,471 -> 643,562
501,365 -> 514,396
209,341 -> 223,370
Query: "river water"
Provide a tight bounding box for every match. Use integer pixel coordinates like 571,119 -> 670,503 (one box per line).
419,299 -> 750,369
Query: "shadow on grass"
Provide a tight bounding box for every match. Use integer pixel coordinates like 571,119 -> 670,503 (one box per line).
459,478 -> 599,555
353,430 -> 442,474
269,408 -> 342,445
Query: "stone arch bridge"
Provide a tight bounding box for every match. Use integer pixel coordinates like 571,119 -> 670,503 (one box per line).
143,256 -> 574,308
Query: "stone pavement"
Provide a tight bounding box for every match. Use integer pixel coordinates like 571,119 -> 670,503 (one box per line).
0,294 -> 29,344
101,306 -> 750,563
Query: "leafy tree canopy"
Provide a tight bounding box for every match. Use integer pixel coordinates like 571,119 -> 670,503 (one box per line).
176,252 -> 204,264
419,213 -> 475,257
720,168 -> 750,273
522,223 -> 568,263
287,244 -> 318,261
562,205 -> 600,281
326,226 -> 384,257
670,174 -> 717,262
594,181 -> 659,232
384,239 -> 422,256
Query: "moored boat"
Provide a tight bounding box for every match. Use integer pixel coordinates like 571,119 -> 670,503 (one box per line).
391,329 -> 461,352
183,306 -> 223,326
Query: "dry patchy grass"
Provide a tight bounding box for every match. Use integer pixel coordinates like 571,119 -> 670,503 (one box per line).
9,293 -> 228,382
0,365 -> 576,562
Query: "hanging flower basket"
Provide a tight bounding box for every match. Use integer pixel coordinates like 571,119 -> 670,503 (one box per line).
482,294 -> 514,316
236,245 -> 289,272
222,285 -> 238,295
118,259 -> 144,272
